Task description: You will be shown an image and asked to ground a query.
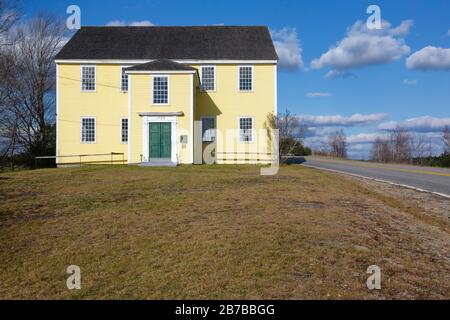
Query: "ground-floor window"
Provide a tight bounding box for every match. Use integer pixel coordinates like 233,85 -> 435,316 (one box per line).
81,117 -> 96,143
121,118 -> 128,143
239,117 -> 253,143
202,117 -> 216,142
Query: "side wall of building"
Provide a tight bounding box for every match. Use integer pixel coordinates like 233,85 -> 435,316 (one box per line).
193,64 -> 276,163
57,64 -> 128,165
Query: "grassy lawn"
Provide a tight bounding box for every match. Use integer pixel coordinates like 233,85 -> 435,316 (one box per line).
0,165 -> 449,299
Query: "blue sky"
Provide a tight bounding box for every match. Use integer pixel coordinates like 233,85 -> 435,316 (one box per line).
24,0 -> 450,158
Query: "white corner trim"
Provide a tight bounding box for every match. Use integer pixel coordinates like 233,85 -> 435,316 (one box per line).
190,73 -> 194,164
274,64 -> 278,116
56,64 -> 59,161
127,75 -> 132,163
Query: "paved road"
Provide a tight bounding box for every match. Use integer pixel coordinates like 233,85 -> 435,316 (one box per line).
302,157 -> 450,197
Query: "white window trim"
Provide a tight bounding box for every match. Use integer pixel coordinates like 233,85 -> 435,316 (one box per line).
80,65 -> 96,92
200,65 -> 216,92
238,65 -> 254,92
201,116 -> 216,142
80,116 -> 97,144
120,117 -> 128,144
120,66 -> 130,92
152,75 -> 170,106
238,116 -> 255,144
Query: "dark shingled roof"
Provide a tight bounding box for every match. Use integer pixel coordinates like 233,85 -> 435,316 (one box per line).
125,59 -> 197,72
55,26 -> 278,61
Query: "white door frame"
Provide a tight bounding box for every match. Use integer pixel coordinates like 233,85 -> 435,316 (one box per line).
142,115 -> 178,163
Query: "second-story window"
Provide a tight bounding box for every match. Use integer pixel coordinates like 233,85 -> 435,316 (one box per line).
121,67 -> 128,92
201,66 -> 215,91
239,66 -> 253,91
153,76 -> 169,104
81,66 -> 96,91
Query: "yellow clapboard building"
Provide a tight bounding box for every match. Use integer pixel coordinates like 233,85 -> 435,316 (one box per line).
55,26 -> 278,166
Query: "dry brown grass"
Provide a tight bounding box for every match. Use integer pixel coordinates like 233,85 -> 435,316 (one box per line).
0,165 -> 449,299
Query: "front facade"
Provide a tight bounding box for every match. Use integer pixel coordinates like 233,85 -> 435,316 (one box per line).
55,26 -> 278,165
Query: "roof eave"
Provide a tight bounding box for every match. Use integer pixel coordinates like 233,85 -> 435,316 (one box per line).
55,59 -> 278,65
125,70 -> 198,75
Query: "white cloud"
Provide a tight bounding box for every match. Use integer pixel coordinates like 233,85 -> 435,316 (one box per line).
325,70 -> 356,79
447,29 -> 450,36
406,46 -> 450,70
299,113 -> 388,127
311,20 -> 412,74
347,133 -> 383,144
403,79 -> 417,85
106,20 -> 154,27
129,20 -> 154,27
379,116 -> 450,132
106,20 -> 126,26
306,92 -> 332,98
305,127 -> 339,138
270,27 -> 304,70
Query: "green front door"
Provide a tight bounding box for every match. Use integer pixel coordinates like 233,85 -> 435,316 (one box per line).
149,123 -> 171,159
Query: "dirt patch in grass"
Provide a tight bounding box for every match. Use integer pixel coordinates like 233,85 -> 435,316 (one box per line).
0,165 -> 449,299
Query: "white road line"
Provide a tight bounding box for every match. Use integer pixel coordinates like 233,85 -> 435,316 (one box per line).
302,164 -> 450,199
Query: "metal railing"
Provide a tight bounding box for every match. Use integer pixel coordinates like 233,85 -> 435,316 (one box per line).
35,152 -> 125,168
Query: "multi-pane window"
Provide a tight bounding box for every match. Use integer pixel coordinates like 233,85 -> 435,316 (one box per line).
153,76 -> 169,104
121,118 -> 128,143
81,66 -> 96,91
81,118 -> 96,143
239,66 -> 253,91
202,117 -> 216,142
121,67 -> 128,92
201,66 -> 215,91
239,117 -> 253,143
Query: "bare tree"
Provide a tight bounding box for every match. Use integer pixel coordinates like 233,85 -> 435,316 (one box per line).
443,125 -> 450,154
371,137 -> 391,162
0,0 -> 19,46
0,14 -> 67,168
328,129 -> 347,158
265,110 -> 307,160
371,127 -> 432,164
410,133 -> 430,164
389,127 -> 412,163
0,0 -> 19,167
